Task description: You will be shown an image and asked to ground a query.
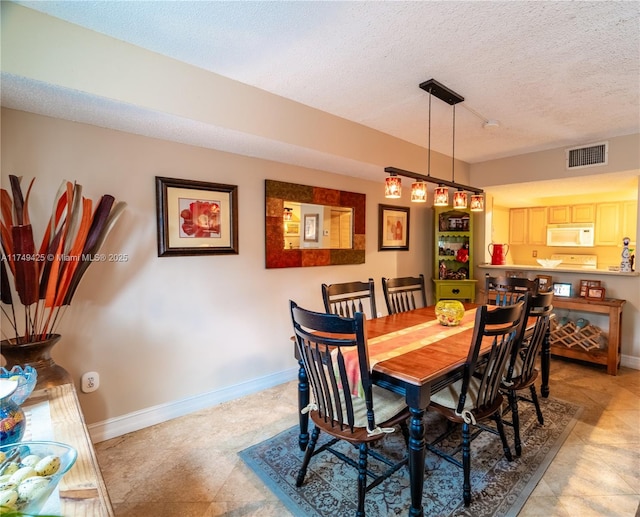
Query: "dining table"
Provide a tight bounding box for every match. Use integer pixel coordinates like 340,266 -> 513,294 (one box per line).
295,302 -> 549,517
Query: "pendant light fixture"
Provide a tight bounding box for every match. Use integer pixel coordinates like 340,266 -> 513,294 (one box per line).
384,79 -> 484,211
385,172 -> 402,198
470,193 -> 485,212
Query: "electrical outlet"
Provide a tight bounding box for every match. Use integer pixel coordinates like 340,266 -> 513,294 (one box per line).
81,371 -> 99,393
532,250 -> 538,257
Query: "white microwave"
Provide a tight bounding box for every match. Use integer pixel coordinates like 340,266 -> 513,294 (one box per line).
546,223 -> 595,247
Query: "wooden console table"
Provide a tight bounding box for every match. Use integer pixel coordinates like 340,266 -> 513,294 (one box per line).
550,296 -> 625,375
25,383 -> 115,516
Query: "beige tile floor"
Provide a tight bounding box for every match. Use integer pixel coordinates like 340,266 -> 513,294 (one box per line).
95,359 -> 640,516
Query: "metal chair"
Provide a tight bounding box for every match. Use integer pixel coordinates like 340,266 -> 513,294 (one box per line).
289,300 -> 409,517
501,291 -> 554,456
322,278 -> 378,318
425,300 -> 527,507
381,274 -> 427,315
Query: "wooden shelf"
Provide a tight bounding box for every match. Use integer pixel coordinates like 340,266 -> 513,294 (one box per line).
550,296 -> 625,375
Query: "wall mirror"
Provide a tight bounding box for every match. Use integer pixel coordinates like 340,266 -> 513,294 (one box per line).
265,179 -> 366,268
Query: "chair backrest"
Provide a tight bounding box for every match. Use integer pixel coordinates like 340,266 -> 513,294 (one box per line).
458,300 -> 527,415
505,291 -> 554,384
322,278 -> 377,318
382,274 -> 427,315
485,274 -> 538,306
289,300 -> 377,433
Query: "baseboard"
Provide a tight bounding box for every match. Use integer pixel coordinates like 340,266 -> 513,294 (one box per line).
621,354 -> 640,371
88,367 -> 298,443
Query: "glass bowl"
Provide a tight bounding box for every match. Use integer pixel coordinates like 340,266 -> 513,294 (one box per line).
0,441 -> 77,515
0,366 -> 38,406
435,300 -> 465,326
536,259 -> 562,268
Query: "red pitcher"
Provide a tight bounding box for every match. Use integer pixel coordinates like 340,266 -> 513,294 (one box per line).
488,243 -> 509,265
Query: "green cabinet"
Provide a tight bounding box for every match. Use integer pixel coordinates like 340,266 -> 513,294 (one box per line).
432,207 -> 477,303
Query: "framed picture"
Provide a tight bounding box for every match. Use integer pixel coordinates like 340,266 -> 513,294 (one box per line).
536,275 -> 553,292
303,213 -> 319,242
552,282 -> 572,297
378,204 -> 410,251
586,286 -> 606,301
284,221 -> 300,236
155,176 -> 239,257
579,279 -> 590,297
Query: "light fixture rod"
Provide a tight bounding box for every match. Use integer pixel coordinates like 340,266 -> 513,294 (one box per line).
384,166 -> 484,194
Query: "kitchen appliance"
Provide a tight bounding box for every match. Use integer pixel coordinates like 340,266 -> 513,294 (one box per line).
488,243 -> 509,265
546,223 -> 595,247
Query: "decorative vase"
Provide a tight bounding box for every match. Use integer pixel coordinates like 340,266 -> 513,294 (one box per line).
0,334 -> 72,390
0,379 -> 26,446
435,300 -> 465,326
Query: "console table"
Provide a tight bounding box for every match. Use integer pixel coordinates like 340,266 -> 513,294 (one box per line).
25,383 -> 115,516
550,296 -> 625,375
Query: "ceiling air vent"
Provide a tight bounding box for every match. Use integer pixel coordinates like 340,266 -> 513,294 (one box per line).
565,141 -> 608,169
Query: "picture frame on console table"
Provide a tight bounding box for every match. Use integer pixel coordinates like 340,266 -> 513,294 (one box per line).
536,275 -> 553,292
552,282 -> 572,297
585,286 -> 606,301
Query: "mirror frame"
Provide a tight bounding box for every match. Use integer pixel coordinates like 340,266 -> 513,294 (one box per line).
265,179 -> 366,268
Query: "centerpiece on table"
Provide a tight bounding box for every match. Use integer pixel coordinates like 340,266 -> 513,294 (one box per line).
1,175 -> 126,389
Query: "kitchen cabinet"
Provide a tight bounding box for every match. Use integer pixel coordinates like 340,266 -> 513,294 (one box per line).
433,207 -> 476,303
548,205 -> 570,224
509,208 -> 527,245
548,204 -> 594,224
622,200 -> 638,242
508,207 -> 546,245
595,202 -> 621,246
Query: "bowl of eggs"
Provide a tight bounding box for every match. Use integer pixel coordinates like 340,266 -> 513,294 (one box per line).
0,441 -> 77,515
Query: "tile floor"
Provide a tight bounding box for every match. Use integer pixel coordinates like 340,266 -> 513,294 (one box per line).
94,359 -> 640,516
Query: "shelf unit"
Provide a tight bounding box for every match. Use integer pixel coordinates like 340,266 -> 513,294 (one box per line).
432,207 -> 476,303
550,296 -> 625,375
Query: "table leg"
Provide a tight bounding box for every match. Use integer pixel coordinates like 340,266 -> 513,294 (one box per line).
408,406 -> 425,517
541,325 -> 550,398
297,358 -> 309,451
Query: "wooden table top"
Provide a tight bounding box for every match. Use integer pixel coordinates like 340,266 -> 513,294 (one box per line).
25,383 -> 115,517
366,303 -> 516,388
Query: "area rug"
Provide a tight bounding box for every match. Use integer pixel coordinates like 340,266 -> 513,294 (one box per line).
239,396 -> 581,517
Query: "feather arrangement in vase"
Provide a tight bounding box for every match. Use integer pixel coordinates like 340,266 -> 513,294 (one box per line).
0,174 -> 126,343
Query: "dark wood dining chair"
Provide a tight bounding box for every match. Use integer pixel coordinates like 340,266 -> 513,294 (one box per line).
425,299 -> 527,507
381,274 -> 427,315
289,300 -> 410,517
322,278 -> 378,318
501,291 -> 554,456
485,274 -> 538,306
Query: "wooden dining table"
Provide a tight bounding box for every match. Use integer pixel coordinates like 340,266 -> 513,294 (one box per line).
295,303 -> 549,517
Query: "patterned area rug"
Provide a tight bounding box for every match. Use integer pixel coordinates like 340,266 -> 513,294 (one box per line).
239,397 -> 581,517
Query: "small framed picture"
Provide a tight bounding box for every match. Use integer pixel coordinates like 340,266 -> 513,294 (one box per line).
586,286 -> 606,301
536,275 -> 553,292
552,282 -> 572,297
303,213 -> 319,242
579,279 -> 590,297
378,204 -> 410,251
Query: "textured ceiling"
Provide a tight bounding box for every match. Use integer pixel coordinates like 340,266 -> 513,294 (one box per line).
3,1 -> 640,204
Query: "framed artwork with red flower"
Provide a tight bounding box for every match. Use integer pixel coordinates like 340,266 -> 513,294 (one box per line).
156,176 -> 238,256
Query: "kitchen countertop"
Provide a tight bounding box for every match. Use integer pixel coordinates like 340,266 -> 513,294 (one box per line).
477,263 -> 639,277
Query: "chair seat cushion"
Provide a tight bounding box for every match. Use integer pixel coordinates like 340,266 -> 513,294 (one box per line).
430,376 -> 482,412
338,385 -> 407,429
